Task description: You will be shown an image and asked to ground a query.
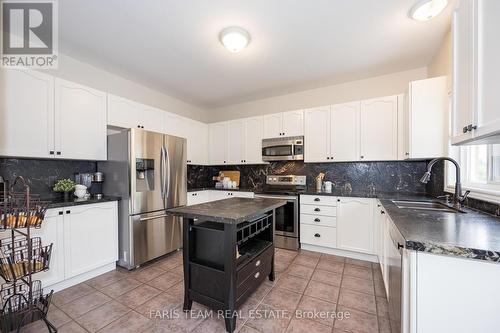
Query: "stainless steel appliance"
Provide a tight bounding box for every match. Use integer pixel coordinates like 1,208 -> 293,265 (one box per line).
262,136 -> 304,161
255,175 -> 306,250
90,172 -> 105,199
98,129 -> 187,269
388,217 -> 406,333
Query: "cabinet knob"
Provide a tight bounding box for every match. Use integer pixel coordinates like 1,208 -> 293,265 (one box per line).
405,152 -> 409,156
138,125 -> 141,128
66,210 -> 71,214
314,208 -> 321,212
56,151 -> 61,155
58,211 -> 63,215
314,218 -> 320,222
254,272 -> 260,279
255,260 -> 261,267
314,198 -> 320,202
397,243 -> 404,250
337,199 -> 340,202
360,156 -> 364,159
314,233 -> 321,238
381,210 -> 385,214
49,151 -> 54,155
330,156 -> 333,160
326,157 -> 330,160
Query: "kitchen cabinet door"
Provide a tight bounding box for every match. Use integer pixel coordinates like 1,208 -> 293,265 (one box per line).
186,119 -> 208,165
263,113 -> 283,138
360,96 -> 398,161
304,107 -> 330,163
337,198 -> 375,254
107,94 -> 142,129
227,120 -> 245,164
163,112 -> 186,138
330,102 -> 360,162
282,110 -> 304,137
244,116 -> 264,164
208,122 -> 228,165
142,106 -> 164,133
31,208 -> 65,288
471,0 -> 500,141
64,202 -> 118,278
0,69 -> 54,158
55,78 -> 107,160
187,191 -> 210,205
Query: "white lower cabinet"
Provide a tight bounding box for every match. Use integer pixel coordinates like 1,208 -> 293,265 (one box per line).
300,195 -> 377,261
187,190 -> 254,205
187,191 -> 210,205
38,201 -> 118,289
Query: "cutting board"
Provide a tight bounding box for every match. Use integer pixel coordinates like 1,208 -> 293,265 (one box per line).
221,171 -> 240,187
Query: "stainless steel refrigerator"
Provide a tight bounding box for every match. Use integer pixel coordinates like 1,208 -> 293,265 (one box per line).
98,128 -> 187,269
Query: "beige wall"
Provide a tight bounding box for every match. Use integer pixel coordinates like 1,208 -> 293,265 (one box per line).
428,29 -> 452,90
44,53 -> 208,122
207,67 -> 428,122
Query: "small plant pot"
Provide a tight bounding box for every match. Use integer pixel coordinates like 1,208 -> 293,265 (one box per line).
63,191 -> 71,201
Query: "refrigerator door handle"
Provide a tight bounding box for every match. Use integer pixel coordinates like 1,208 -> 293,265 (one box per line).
165,146 -> 171,199
160,146 -> 166,200
140,214 -> 169,222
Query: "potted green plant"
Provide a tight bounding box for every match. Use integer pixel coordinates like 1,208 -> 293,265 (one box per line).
53,178 -> 75,201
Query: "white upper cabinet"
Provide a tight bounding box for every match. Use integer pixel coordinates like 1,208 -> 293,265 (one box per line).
244,116 -> 264,164
185,119 -> 208,165
337,198 -> 375,254
107,94 -> 142,129
263,113 -> 283,138
55,78 -> 107,160
163,112 -> 186,138
263,110 -> 304,138
0,69 -> 54,158
330,102 -> 360,162
304,106 -> 331,163
404,77 -> 447,159
209,122 -> 228,165
227,120 -> 245,164
360,96 -> 398,161
282,110 -> 304,137
452,0 -> 500,145
141,106 -> 164,133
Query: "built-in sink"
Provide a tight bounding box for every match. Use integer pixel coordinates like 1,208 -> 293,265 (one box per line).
391,200 -> 465,213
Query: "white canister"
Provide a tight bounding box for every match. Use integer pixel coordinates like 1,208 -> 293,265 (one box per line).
323,181 -> 333,192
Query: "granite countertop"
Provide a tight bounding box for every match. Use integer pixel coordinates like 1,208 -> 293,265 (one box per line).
379,198 -> 500,262
167,197 -> 286,224
300,189 -> 434,200
188,187 -> 256,192
44,196 -> 121,209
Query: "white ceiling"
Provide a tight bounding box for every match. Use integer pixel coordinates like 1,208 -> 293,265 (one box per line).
59,0 -> 453,108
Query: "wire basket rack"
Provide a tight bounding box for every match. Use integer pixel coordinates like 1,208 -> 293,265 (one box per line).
0,176 -> 56,333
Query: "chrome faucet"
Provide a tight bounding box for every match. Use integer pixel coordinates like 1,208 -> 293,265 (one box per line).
419,157 -> 470,209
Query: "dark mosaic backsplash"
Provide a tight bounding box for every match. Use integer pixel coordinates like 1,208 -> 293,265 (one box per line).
0,158 -> 96,199
188,160 -> 441,195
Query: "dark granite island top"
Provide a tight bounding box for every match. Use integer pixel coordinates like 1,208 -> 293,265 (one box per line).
379,199 -> 500,262
167,197 -> 287,224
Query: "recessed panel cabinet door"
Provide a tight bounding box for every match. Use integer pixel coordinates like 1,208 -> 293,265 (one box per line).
244,116 -> 264,164
330,102 -> 360,162
142,106 -> 164,133
282,110 -> 304,137
304,107 -> 330,162
64,202 -> 118,279
107,94 -> 141,129
0,69 -> 54,158
208,122 -> 227,165
31,209 -> 65,288
337,198 -> 374,254
55,78 -> 107,160
227,120 -> 245,164
186,119 -> 208,165
360,96 -> 398,161
263,113 -> 283,138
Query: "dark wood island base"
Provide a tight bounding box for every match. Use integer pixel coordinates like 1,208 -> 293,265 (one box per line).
167,198 -> 286,333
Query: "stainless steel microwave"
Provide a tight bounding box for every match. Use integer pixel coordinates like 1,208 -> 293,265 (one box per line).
262,136 -> 304,161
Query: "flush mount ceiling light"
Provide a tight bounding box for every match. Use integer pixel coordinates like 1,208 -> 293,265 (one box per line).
219,27 -> 251,53
410,0 -> 448,21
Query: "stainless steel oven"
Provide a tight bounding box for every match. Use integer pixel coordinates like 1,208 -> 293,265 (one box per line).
262,136 -> 304,161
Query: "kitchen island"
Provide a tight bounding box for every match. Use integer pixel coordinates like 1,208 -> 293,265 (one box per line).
167,197 -> 286,333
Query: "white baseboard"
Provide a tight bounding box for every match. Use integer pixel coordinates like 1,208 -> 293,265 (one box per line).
44,262 -> 116,293
301,244 -> 379,263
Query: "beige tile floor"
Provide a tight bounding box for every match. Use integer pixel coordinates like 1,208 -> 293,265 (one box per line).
19,249 -> 393,333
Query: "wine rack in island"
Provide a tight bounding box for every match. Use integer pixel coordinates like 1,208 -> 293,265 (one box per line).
0,176 -> 56,333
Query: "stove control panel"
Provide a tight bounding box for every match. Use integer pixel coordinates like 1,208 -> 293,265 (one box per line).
266,175 -> 306,186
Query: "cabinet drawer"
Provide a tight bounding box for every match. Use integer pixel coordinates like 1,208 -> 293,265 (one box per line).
301,195 -> 338,206
300,214 -> 336,227
237,245 -> 273,286
300,224 -> 336,248
300,204 -> 337,216
236,258 -> 271,305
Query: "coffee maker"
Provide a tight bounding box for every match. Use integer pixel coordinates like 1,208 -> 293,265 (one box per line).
90,172 -> 104,199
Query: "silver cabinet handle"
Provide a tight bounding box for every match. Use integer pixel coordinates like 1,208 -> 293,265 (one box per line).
314,208 -> 321,212
254,272 -> 260,279
314,198 -> 320,201
255,260 -> 261,267
314,218 -> 320,222
314,233 -> 321,238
